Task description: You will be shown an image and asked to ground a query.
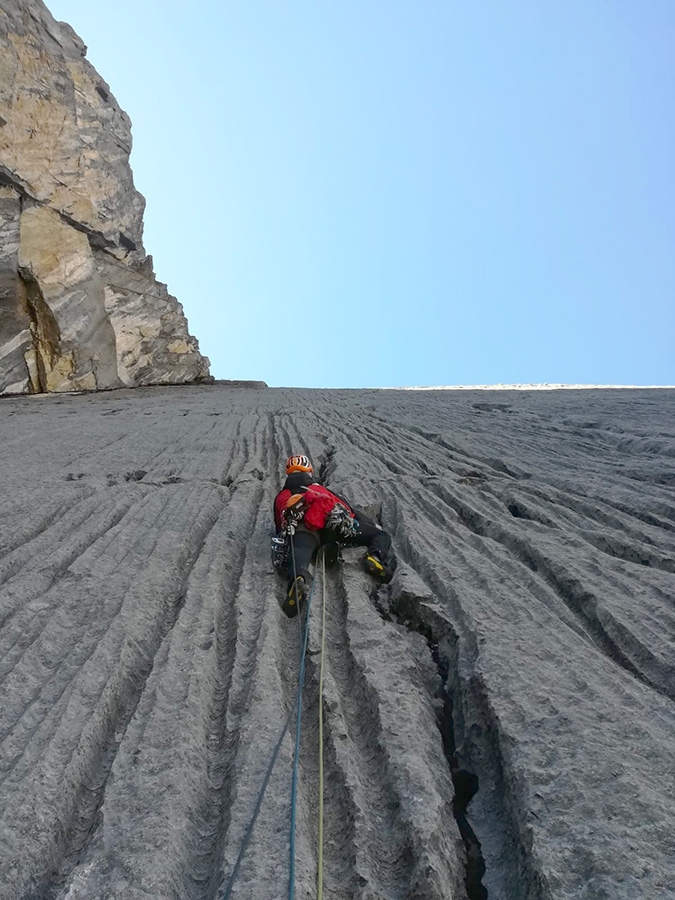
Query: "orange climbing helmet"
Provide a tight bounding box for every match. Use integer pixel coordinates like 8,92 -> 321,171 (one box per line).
286,454 -> 313,475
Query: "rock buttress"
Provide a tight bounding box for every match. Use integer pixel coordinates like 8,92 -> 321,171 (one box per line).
0,0 -> 210,394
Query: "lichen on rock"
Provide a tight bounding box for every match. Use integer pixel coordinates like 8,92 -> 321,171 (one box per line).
0,0 -> 210,393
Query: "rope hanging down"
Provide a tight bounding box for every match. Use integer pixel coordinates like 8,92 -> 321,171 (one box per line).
288,543 -> 321,900
221,533 -> 327,900
221,705 -> 294,900
222,532 -> 316,900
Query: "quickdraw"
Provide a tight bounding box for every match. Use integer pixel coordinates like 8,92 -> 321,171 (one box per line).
271,535 -> 289,570
324,504 -> 358,540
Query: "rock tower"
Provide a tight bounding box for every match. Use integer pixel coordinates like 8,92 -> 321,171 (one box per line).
0,0 -> 210,394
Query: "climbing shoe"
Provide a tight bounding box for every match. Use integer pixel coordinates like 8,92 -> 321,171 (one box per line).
281,575 -> 308,618
364,553 -> 393,584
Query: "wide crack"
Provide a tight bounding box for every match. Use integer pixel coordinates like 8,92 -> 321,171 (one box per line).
385,590 -> 489,900
18,266 -> 61,392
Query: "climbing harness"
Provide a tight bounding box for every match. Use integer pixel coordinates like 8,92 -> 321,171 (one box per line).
274,497 -> 355,572
283,494 -> 308,529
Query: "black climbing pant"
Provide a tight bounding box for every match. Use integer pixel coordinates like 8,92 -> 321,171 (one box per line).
344,509 -> 394,566
285,510 -> 395,580
286,527 -> 320,580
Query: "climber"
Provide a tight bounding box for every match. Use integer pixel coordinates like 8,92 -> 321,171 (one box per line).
272,454 -> 397,617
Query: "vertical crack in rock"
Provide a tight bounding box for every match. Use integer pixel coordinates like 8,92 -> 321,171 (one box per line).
318,446 -> 336,484
384,573 -> 557,900
433,647 -> 487,900
17,265 -> 60,392
386,587 -> 489,900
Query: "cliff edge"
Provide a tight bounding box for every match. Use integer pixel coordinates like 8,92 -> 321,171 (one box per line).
0,0 -> 210,394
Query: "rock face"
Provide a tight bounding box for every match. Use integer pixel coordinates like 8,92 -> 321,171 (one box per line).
0,385 -> 674,900
0,0 -> 210,394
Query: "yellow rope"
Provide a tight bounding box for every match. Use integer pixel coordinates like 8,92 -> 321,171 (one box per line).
317,550 -> 326,900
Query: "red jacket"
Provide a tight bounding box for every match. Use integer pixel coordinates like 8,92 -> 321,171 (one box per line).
274,483 -> 354,532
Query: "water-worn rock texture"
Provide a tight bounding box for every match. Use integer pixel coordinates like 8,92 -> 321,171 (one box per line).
0,0 -> 209,394
1,386 -> 674,900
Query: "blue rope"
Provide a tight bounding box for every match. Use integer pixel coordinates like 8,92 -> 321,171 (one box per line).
288,578 -> 315,899
220,576 -> 316,900
220,710 -> 293,899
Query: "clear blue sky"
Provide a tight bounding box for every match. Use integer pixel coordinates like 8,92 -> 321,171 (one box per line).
47,0 -> 675,387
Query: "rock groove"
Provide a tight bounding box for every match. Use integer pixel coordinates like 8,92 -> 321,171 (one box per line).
0,385 -> 673,899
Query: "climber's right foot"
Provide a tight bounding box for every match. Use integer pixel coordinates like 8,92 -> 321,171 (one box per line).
364,552 -> 393,584
281,575 -> 308,618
